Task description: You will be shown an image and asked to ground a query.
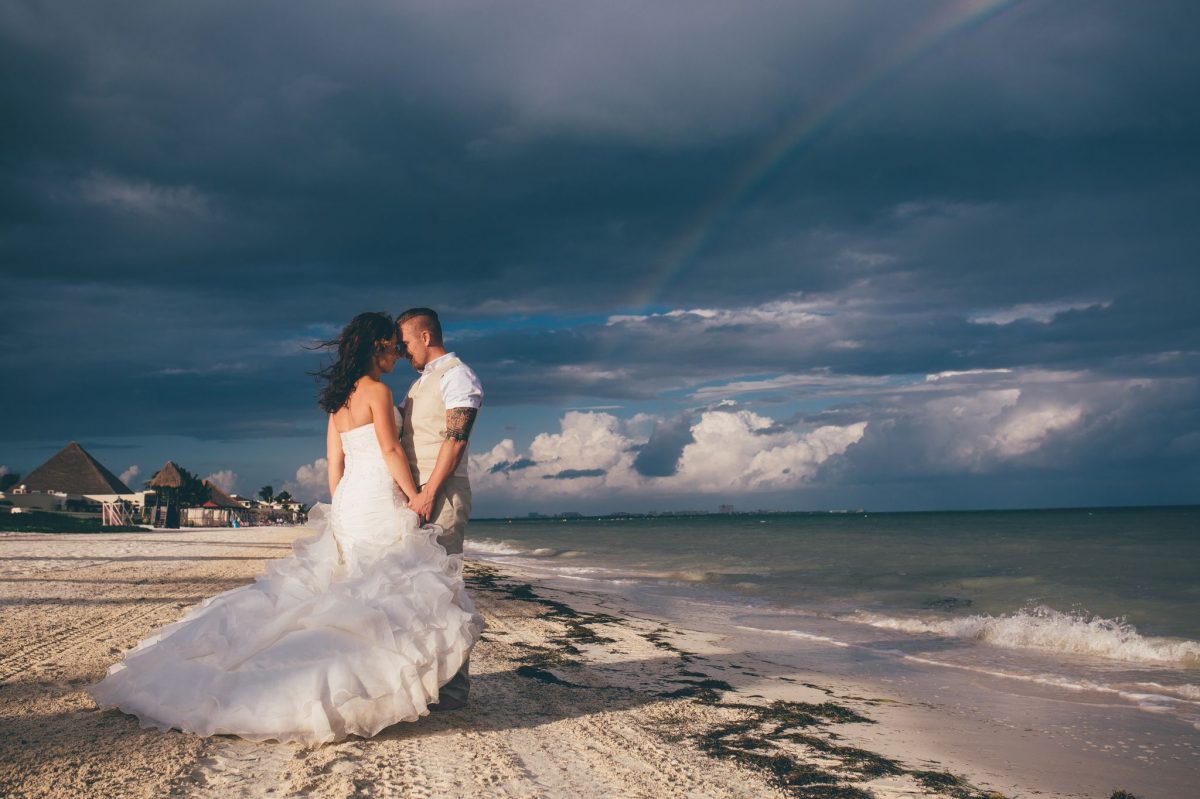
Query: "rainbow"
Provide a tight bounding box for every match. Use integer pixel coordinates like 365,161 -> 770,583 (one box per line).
631,0 -> 1025,308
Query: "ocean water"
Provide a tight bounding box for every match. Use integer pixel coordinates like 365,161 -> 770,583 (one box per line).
467,506 -> 1200,732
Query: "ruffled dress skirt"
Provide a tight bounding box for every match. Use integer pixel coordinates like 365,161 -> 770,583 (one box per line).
89,429 -> 483,745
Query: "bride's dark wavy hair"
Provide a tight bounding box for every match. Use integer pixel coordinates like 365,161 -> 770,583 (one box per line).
311,311 -> 396,413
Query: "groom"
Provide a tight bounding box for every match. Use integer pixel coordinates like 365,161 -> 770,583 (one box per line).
396,307 -> 483,710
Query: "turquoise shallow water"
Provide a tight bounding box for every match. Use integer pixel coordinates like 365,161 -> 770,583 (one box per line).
468,505 -> 1200,734
470,505 -> 1200,640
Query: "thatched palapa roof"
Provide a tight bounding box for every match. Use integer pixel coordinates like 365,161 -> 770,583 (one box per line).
202,480 -> 243,509
21,442 -> 134,495
148,461 -> 185,489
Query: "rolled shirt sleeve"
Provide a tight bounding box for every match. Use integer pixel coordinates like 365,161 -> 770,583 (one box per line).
440,363 -> 484,410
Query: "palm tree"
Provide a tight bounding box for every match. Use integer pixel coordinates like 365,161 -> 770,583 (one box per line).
258,485 -> 274,503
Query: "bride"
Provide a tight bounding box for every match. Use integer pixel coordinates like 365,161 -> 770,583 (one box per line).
89,312 -> 484,744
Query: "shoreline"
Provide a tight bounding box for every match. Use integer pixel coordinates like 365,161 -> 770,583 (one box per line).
461,560 -> 1009,799
0,526 -> 1154,798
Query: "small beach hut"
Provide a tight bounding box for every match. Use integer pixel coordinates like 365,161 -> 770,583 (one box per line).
183,480 -> 251,527
147,461 -> 185,528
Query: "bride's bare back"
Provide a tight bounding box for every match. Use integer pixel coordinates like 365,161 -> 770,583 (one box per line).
331,376 -> 388,432
326,376 -> 418,503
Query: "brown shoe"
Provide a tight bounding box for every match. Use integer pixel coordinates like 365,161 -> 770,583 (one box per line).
428,695 -> 467,712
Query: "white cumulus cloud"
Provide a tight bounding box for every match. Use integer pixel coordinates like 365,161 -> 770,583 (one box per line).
119,465 -> 140,486
285,458 -> 329,504
832,381 -> 1098,484
204,469 -> 238,493
676,411 -> 867,492
989,404 -> 1085,459
917,389 -> 1087,467
471,410 -> 867,500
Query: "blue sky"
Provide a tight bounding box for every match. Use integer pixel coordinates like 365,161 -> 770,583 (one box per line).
2,1 -> 1198,515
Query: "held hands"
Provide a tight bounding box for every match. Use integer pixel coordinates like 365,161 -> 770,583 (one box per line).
408,490 -> 435,524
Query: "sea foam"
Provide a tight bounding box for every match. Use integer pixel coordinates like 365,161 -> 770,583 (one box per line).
1129,682 -> 1200,702
465,539 -> 569,558
464,539 -> 527,557
848,606 -> 1200,666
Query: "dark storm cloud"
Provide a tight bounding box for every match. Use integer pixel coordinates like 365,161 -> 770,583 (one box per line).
489,458 -> 536,475
456,293 -> 1197,410
632,414 -> 696,477
544,468 -> 606,480
2,0 -> 1198,514
4,1 -> 1198,304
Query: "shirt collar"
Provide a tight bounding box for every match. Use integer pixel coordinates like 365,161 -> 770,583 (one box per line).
422,351 -> 456,376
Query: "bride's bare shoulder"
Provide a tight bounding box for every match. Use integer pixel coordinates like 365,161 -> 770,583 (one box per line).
352,378 -> 395,412
357,376 -> 392,398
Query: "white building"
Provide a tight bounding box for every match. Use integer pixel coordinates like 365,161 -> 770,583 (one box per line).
1,442 -> 142,521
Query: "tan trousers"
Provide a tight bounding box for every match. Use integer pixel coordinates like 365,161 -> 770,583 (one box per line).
429,476 -> 471,556
426,476 -> 472,702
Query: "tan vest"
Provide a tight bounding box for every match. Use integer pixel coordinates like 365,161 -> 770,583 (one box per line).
401,356 -> 470,485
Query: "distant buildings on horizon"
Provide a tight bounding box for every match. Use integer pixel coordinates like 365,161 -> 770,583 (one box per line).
516,505 -> 867,521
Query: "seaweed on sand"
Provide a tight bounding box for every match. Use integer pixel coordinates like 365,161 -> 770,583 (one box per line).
514,665 -> 581,687
510,641 -> 575,667
658,678 -> 735,703
465,564 -> 621,684
684,697 -> 880,798
904,770 -> 1007,799
465,565 -> 1005,797
698,725 -> 874,798
680,690 -> 1005,799
465,566 -> 619,641
464,562 -> 504,591
639,626 -> 698,663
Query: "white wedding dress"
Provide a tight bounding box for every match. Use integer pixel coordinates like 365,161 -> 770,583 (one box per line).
89,420 -> 484,745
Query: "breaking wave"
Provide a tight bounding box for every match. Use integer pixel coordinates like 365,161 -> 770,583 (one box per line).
465,539 -> 574,559
848,606 -> 1200,666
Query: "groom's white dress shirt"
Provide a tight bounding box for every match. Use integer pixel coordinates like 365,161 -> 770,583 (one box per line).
409,352 -> 483,411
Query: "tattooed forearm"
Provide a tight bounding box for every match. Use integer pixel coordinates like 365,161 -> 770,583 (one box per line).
443,407 -> 478,442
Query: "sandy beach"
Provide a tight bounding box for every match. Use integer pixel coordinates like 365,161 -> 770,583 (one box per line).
0,525 -> 1157,799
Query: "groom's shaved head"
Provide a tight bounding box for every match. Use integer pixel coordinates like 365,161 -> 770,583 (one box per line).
397,308 -> 443,345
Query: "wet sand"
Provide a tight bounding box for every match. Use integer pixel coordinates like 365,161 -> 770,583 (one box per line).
0,526 -> 1147,798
